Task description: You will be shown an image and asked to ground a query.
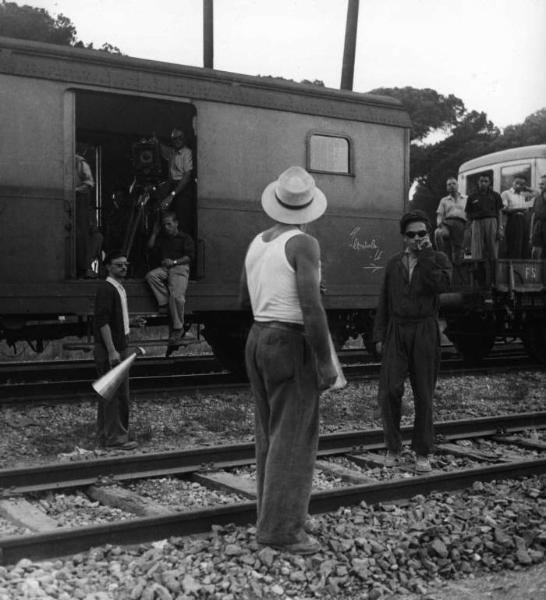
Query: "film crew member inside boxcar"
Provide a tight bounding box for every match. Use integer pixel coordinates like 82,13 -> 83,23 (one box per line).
152,128 -> 194,234
75,143 -> 103,278
94,250 -> 145,450
146,211 -> 195,357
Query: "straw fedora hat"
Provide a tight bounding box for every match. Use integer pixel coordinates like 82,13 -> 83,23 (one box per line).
261,166 -> 327,225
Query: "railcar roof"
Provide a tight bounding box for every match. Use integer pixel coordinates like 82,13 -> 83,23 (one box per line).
459,144 -> 546,172
0,35 -> 411,129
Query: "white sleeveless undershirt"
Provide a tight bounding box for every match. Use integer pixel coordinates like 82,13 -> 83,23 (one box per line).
245,229 -> 304,324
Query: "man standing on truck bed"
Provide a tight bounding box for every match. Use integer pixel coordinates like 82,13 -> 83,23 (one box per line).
465,174 -> 503,284
240,166 -> 337,555
530,175 -> 546,259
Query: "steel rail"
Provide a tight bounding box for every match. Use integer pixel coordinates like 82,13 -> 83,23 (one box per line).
1,412 -> 545,494
1,457 -> 545,565
0,352 -> 538,404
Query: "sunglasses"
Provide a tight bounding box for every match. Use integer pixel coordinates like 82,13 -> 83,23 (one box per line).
405,230 -> 428,239
111,262 -> 130,268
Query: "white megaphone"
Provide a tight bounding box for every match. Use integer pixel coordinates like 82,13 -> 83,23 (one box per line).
92,346 -> 146,401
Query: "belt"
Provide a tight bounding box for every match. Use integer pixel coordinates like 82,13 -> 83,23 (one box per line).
444,216 -> 467,224
254,320 -> 304,332
507,211 -> 526,216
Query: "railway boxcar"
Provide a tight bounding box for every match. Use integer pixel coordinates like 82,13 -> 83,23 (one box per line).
0,36 -> 411,369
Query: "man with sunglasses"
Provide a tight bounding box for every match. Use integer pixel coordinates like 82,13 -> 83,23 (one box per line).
373,210 -> 451,473
93,251 -> 145,450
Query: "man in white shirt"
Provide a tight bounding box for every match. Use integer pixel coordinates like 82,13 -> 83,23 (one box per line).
156,128 -> 194,234
239,166 -> 336,555
501,176 -> 534,258
434,177 -> 467,264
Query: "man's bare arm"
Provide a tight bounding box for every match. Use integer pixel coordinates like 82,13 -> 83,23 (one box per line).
287,234 -> 336,388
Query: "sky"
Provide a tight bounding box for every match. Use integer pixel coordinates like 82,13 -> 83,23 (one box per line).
24,0 -> 546,129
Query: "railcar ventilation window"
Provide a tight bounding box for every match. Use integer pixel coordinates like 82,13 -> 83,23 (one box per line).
308,134 -> 350,174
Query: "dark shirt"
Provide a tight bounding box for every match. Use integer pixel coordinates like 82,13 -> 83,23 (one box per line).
372,248 -> 452,343
93,280 -> 128,351
157,231 -> 195,262
532,192 -> 546,221
465,190 -> 503,220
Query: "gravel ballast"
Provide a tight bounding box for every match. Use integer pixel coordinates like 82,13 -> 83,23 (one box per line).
0,370 -> 545,598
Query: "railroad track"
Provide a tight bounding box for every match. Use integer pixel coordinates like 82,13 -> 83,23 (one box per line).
0,412 -> 545,564
0,347 -> 539,404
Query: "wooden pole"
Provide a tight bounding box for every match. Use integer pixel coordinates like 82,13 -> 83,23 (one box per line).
340,0 -> 360,90
203,0 -> 214,68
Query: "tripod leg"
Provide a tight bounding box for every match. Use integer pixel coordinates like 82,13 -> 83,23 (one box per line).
122,195 -> 146,259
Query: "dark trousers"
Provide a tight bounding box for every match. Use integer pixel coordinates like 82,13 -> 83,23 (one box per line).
245,322 -> 319,546
76,189 -> 103,275
94,345 -> 130,446
169,182 -> 193,236
378,317 -> 439,456
435,218 -> 466,264
505,212 -> 529,259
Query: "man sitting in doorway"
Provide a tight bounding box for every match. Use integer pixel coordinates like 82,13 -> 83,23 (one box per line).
146,212 -> 195,356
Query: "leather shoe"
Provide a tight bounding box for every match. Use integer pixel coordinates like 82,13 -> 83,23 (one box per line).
105,440 -> 137,451
260,534 -> 321,555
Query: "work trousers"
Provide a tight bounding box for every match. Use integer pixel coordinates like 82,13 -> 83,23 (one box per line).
531,219 -> 546,259
505,212 -> 529,259
471,217 -> 498,260
245,321 -> 319,546
76,189 -> 103,275
146,264 -> 189,330
434,218 -> 466,264
378,317 -> 440,457
94,345 -> 130,446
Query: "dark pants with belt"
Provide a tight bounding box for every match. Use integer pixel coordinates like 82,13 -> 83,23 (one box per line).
94,345 -> 130,446
378,316 -> 440,456
505,212 -> 529,259
245,321 -> 319,546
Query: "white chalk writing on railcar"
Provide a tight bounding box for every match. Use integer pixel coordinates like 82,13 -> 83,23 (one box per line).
349,227 -> 384,271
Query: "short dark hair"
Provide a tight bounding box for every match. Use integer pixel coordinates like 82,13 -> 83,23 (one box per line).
161,211 -> 178,222
104,250 -> 127,265
400,209 -> 432,234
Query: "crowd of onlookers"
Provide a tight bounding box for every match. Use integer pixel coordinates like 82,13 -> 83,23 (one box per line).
434,173 -> 546,268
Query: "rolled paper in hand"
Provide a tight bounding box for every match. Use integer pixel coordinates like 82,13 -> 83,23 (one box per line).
326,333 -> 347,391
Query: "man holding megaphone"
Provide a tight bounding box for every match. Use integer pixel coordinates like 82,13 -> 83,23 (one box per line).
93,251 -> 146,450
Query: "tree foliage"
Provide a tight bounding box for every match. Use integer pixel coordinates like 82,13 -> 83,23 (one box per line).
368,86 -> 466,141
371,85 -> 546,218
0,1 -> 121,53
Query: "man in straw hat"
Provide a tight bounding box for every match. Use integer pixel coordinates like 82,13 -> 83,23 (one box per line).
373,210 -> 451,473
240,166 -> 337,555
